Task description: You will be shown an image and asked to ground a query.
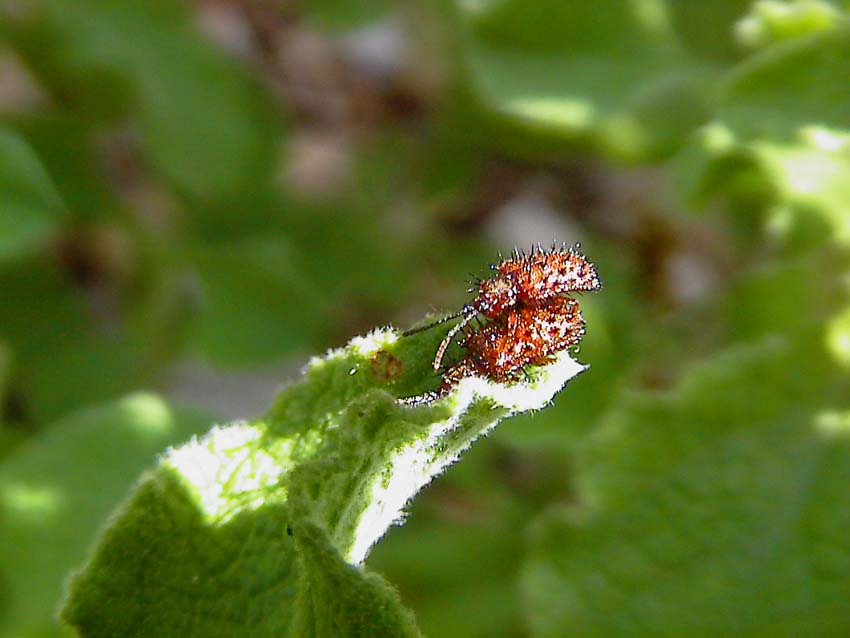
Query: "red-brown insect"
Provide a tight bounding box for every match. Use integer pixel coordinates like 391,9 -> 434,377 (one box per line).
401,242 -> 601,404
439,296 -> 585,392
404,243 -> 601,369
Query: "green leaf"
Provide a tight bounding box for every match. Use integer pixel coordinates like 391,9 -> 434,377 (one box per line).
14,0 -> 280,199
0,260 -> 154,424
189,237 -> 327,365
0,394 -> 210,638
370,438 -> 565,638
0,128 -> 66,262
8,114 -> 121,222
523,338 -> 850,637
722,250 -> 847,341
457,0 -> 713,159
668,0 -> 752,63
61,324 -> 588,637
673,27 -> 850,245
290,521 -> 421,637
188,203 -> 416,365
302,0 -> 392,29
735,0 -> 843,50
719,27 -> 850,138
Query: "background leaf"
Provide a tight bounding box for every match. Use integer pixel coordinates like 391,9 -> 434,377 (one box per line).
458,0 -> 713,158
0,394 -> 210,638
0,128 -> 66,262
8,0 -> 281,199
522,339 -> 850,637
2,0 -> 850,634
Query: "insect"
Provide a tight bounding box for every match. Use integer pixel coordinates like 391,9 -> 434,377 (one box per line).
439,295 -> 585,390
401,242 -> 601,404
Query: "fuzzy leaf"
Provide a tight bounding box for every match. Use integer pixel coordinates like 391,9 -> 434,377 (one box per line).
523,338 -> 850,637
62,325 -> 588,637
290,521 -> 421,638
0,394 -> 210,638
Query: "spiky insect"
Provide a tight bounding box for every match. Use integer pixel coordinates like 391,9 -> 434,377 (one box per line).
439,295 -> 585,390
400,242 -> 601,404
403,242 -> 601,371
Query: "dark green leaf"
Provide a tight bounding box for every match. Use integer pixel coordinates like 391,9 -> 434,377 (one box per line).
0,394 -> 210,637
0,260 -> 152,424
14,0 -> 281,199
0,128 -> 66,261
523,338 -> 850,637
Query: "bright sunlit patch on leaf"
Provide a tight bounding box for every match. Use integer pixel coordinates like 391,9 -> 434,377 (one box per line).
310,327 -> 398,371
735,0 -> 841,49
701,122 -> 736,153
802,125 -> 850,152
349,328 -> 399,356
505,97 -> 594,129
457,0 -> 499,16
166,422 -> 289,524
814,410 -> 850,439
448,350 -> 587,413
121,394 -> 176,438
348,351 -> 587,564
754,135 -> 850,242
779,150 -> 839,196
826,305 -> 850,368
0,482 -> 61,520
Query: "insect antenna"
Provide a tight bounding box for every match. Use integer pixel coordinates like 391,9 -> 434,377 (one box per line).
402,307 -> 468,337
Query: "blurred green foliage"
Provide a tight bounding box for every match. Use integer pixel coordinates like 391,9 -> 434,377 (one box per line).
1,0 -> 850,636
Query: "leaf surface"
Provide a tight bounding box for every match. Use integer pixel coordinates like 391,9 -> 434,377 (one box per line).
62,326 -> 588,636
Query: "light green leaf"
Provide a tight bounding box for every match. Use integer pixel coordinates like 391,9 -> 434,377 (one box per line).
673,27 -> 850,245
457,0 -> 713,158
62,324 -> 588,637
0,128 -> 66,262
735,0 -> 843,50
523,338 -> 850,637
0,394 -> 211,638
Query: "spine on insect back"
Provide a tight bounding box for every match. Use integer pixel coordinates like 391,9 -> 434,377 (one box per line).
400,242 -> 601,405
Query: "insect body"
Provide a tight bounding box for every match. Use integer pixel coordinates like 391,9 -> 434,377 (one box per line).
439,296 -> 585,392
402,242 -> 601,403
